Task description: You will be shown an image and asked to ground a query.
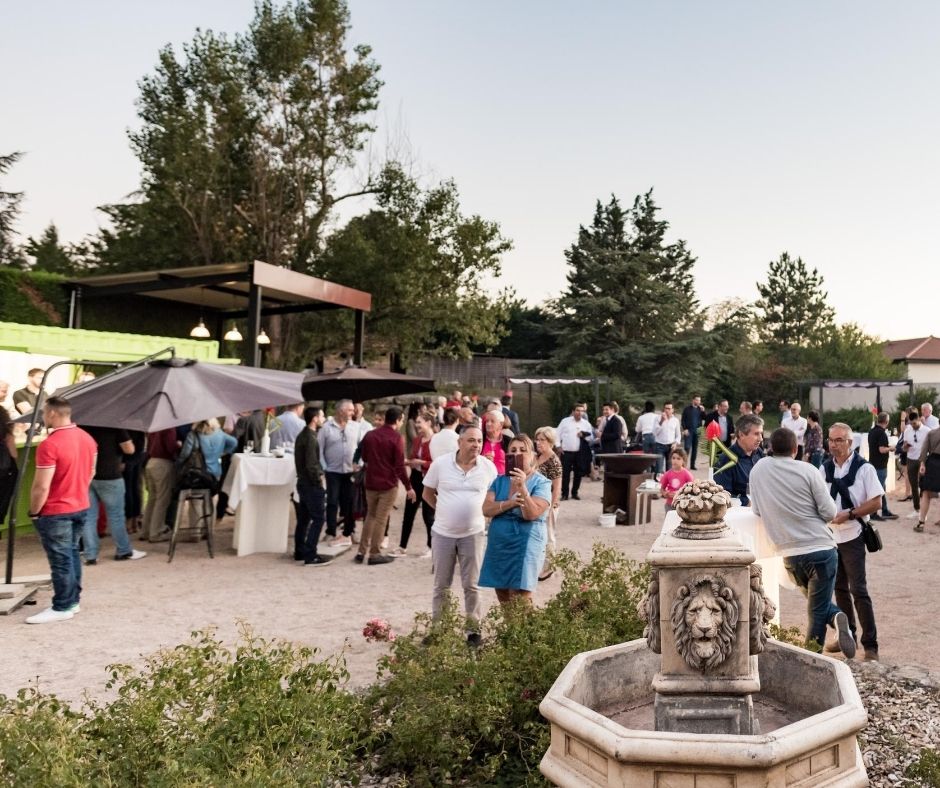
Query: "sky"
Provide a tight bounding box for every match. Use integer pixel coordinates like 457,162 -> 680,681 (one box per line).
2,1 -> 938,340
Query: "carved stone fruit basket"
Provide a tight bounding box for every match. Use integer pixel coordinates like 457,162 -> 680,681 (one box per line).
672,480 -> 733,539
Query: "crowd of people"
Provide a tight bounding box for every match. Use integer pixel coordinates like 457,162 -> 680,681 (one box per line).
7,369 -> 940,661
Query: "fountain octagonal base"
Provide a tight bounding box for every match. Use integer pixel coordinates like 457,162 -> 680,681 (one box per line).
539,639 -> 868,788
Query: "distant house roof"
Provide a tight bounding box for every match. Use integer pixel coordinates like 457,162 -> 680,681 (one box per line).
884,336 -> 940,363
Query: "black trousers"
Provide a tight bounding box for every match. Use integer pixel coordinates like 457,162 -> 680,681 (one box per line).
561,451 -> 582,497
400,470 -> 435,549
325,471 -> 355,536
294,484 -> 326,561
835,533 -> 877,651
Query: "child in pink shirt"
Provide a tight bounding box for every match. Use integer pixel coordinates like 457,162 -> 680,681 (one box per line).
660,448 -> 694,511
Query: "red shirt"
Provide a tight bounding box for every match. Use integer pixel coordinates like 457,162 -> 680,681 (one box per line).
147,428 -> 179,461
359,424 -> 411,492
409,435 -> 433,475
35,424 -> 98,515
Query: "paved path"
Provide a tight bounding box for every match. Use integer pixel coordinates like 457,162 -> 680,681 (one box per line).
0,468 -> 934,704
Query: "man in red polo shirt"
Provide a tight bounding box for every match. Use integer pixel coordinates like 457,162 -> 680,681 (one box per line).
26,396 -> 97,624
356,406 -> 415,565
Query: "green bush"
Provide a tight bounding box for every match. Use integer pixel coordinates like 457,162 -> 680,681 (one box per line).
367,545 -> 649,786
0,267 -> 69,326
906,747 -> 940,786
0,626 -> 369,787
822,407 -> 874,433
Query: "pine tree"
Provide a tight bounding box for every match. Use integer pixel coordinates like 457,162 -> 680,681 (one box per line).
551,190 -> 701,391
25,224 -> 80,275
754,252 -> 835,348
0,152 -> 26,268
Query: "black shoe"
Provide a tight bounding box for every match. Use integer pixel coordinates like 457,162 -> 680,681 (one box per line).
833,611 -> 856,659
467,632 -> 482,648
293,554 -> 305,561
571,494 -> 580,500
882,512 -> 899,520
560,495 -> 569,501
367,554 -> 395,565
899,495 -> 913,502
869,513 -> 885,521
304,555 -> 331,566
84,558 -> 97,566
690,466 -> 698,470
353,553 -> 364,564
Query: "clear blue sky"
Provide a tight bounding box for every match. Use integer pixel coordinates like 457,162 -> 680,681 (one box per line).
2,1 -> 938,340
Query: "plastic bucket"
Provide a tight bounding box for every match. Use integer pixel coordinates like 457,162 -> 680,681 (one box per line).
598,513 -> 617,528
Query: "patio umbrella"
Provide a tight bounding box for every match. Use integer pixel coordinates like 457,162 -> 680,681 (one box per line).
19,357 -> 306,432
301,367 -> 435,402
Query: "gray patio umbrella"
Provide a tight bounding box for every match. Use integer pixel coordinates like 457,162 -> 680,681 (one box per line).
301,366 -> 435,402
24,357 -> 306,432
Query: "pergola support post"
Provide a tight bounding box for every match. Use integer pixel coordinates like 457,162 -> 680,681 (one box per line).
353,309 -> 365,366
248,282 -> 262,367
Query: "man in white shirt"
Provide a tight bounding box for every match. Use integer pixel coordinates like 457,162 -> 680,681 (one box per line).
555,404 -> 594,501
903,411 -> 932,524
652,402 -> 682,476
820,422 -> 883,661
783,402 -> 808,460
422,427 -> 497,645
429,407 -> 460,460
921,403 -> 940,431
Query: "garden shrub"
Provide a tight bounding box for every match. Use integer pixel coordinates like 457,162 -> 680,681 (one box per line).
366,544 -> 649,786
906,747 -> 940,786
0,626 -> 369,787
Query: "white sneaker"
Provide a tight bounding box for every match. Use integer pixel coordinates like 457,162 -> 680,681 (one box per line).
388,547 -> 408,557
115,549 -> 148,560
907,512 -> 921,519
26,607 -> 74,624
68,603 -> 80,614
418,548 -> 432,559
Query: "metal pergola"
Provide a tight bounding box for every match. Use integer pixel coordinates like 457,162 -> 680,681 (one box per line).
796,378 -> 914,415
66,261 -> 372,367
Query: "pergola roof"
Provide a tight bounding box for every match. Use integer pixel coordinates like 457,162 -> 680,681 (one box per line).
66,260 -> 371,318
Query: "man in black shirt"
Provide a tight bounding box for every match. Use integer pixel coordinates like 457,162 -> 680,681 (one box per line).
82,426 -> 148,563
294,407 -> 330,566
867,412 -> 899,521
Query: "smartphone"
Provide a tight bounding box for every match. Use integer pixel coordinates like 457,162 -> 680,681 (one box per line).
504,454 -> 516,475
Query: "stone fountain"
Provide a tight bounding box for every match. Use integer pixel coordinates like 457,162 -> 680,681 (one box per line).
540,480 -> 869,787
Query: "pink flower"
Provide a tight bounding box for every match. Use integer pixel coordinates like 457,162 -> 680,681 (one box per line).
579,583 -> 591,593
362,617 -> 395,642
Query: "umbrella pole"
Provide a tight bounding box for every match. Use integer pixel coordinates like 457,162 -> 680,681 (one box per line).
5,348 -> 175,584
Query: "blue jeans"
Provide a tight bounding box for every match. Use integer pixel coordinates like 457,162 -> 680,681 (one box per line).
875,467 -> 891,514
641,434 -> 660,473
783,548 -> 842,647
83,478 -> 132,560
36,510 -> 86,611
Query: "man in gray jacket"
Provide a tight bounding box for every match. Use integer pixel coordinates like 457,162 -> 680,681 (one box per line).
748,427 -> 855,657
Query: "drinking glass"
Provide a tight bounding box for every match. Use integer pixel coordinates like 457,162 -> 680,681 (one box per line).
245,441 -> 254,454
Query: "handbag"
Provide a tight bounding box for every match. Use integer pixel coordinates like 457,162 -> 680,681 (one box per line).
860,518 -> 882,553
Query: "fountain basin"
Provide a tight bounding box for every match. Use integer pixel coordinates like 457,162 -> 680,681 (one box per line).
539,639 -> 868,787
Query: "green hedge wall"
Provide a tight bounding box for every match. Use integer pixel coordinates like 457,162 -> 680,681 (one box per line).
0,268 -> 69,326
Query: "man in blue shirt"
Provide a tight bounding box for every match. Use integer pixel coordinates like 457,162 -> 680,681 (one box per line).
714,414 -> 765,505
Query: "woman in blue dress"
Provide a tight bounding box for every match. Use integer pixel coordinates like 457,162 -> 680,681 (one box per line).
479,434 -> 552,607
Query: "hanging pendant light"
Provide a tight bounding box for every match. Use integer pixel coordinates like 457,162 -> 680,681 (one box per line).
257,328 -> 271,345
223,323 -> 243,342
190,318 -> 211,338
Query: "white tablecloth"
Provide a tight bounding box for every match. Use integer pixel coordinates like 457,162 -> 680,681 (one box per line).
662,508 -> 790,624
222,453 -> 297,556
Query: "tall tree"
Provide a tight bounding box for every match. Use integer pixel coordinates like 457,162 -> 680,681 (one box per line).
754,252 -> 835,349
0,151 -> 27,268
313,165 -> 513,365
93,0 -> 383,272
550,191 -> 702,394
25,223 -> 81,275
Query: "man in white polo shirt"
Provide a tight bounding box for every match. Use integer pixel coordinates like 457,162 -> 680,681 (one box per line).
820,422 -> 883,661
429,407 -> 460,460
422,426 -> 497,646
921,403 -> 940,431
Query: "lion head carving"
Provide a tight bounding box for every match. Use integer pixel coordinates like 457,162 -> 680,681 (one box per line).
671,574 -> 739,672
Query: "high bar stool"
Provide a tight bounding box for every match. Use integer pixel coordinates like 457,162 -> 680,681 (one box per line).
168,488 -> 215,562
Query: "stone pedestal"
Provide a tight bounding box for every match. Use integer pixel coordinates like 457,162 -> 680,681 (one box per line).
647,525 -> 760,734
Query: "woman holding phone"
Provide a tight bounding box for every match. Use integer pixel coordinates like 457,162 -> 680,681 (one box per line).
479,434 -> 552,607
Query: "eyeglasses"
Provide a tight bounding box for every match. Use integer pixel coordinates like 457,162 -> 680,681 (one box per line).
829,438 -> 850,444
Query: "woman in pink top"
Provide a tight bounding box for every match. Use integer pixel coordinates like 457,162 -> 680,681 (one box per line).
660,448 -> 694,511
482,410 -> 511,475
